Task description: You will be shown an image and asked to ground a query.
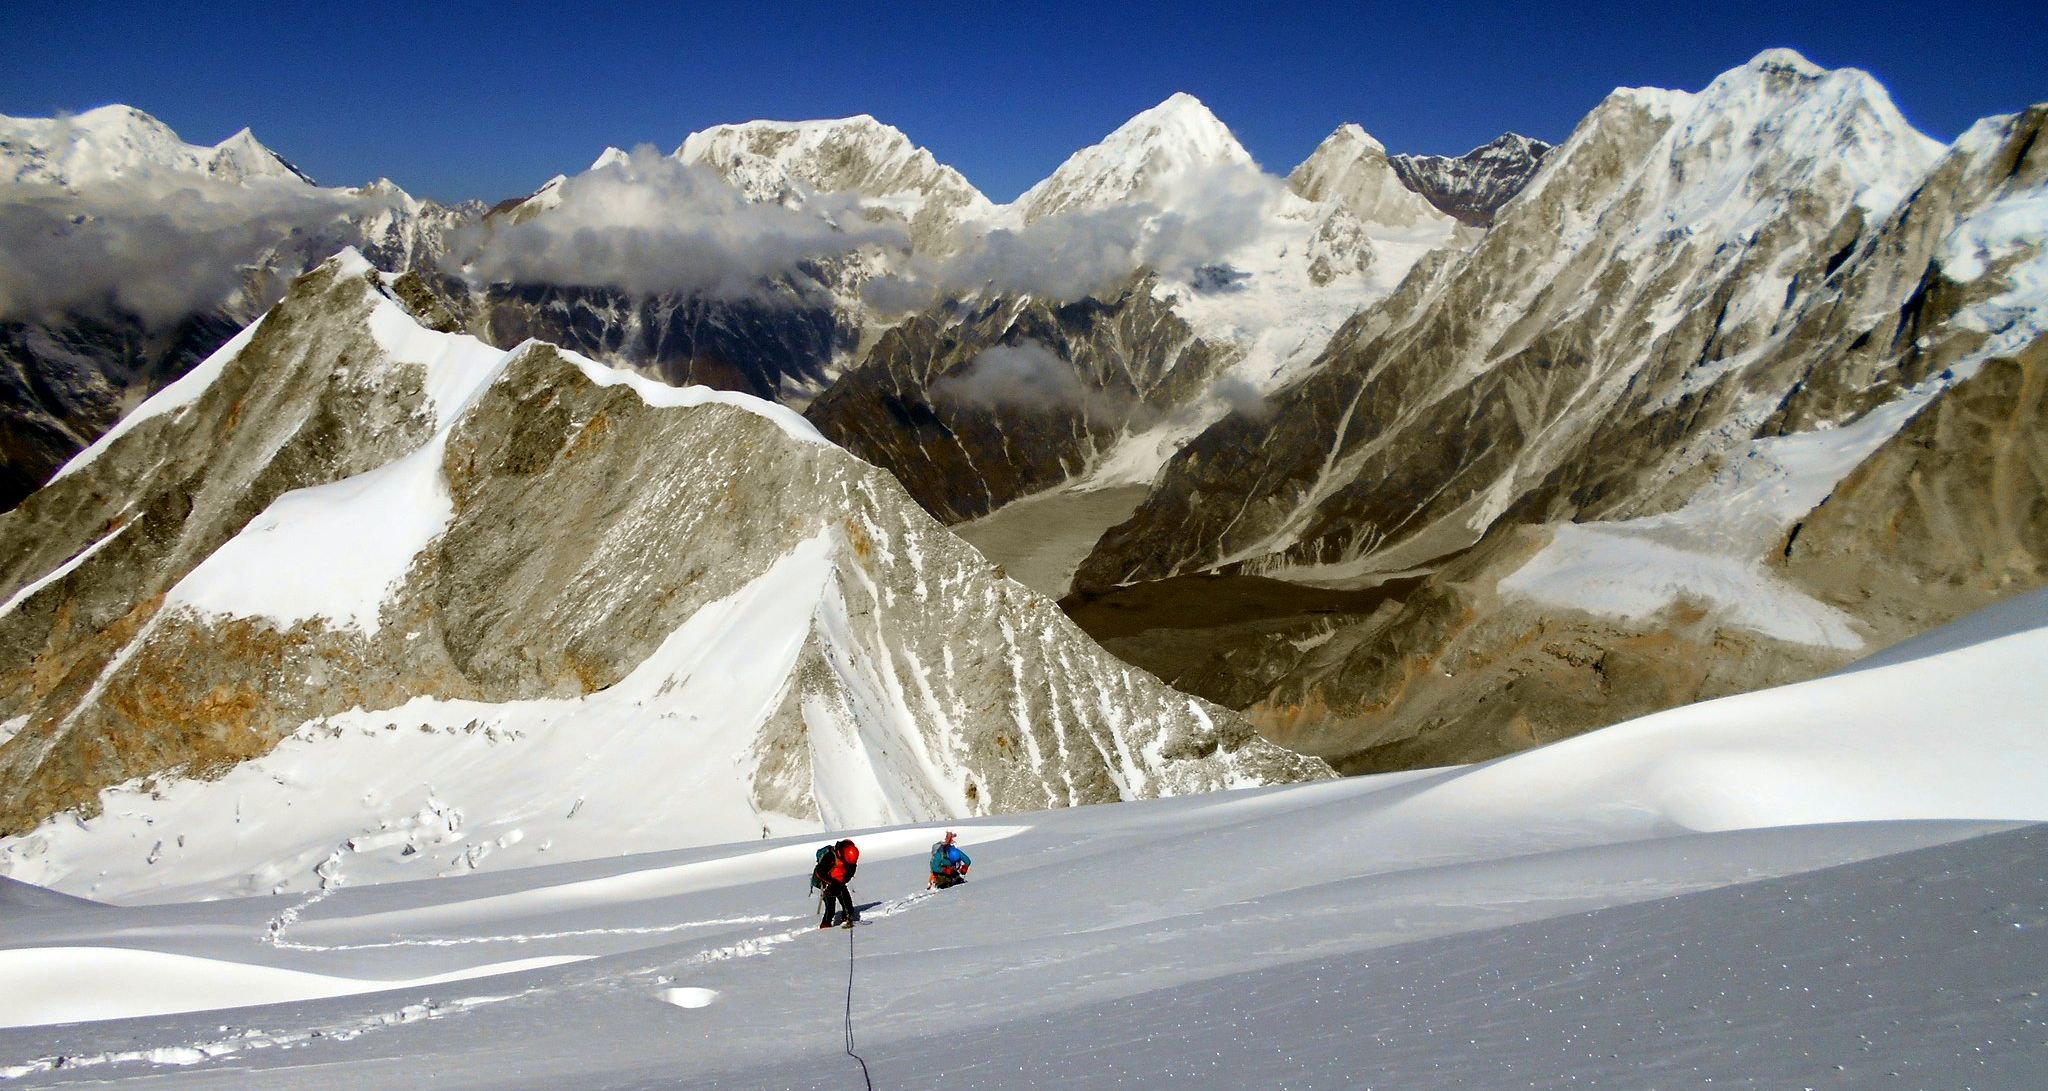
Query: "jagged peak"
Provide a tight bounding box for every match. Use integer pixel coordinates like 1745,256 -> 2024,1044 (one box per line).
1387,132 -> 1553,171
590,146 -> 632,171
1471,132 -> 1552,157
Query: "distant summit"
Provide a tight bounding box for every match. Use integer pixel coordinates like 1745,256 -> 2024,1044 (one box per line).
1388,132 -> 1553,226
1014,92 -> 1257,222
0,104 -> 314,188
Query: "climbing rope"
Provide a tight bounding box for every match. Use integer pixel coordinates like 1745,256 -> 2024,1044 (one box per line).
844,918 -> 874,1091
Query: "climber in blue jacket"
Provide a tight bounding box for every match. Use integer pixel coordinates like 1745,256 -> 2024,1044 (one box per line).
929,830 -> 971,889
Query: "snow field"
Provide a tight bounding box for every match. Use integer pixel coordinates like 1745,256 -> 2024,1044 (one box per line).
1,589 -> 2043,1084
0,948 -> 582,1030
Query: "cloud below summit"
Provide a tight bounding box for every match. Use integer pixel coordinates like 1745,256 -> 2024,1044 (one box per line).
0,174 -> 394,325
458,147 -> 907,300
874,162 -> 1286,310
933,341 -> 1111,414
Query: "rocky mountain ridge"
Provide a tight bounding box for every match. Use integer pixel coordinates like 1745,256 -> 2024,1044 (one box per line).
1065,52 -> 2048,773
1388,132 -> 1554,226
0,253 -> 1325,891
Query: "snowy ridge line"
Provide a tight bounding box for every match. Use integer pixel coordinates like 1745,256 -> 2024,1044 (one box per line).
0,522 -> 128,621
0,991 -> 528,1082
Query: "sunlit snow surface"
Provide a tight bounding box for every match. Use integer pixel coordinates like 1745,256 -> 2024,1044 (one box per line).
2,592 -> 2045,1086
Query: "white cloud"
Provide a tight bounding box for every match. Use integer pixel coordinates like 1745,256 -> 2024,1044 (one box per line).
457,146 -> 906,300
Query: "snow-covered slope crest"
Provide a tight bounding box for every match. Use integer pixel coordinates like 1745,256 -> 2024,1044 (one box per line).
1407,586 -> 2048,832
0,261 -> 1327,900
0,104 -> 313,188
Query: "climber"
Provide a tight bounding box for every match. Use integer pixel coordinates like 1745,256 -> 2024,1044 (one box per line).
813,838 -> 860,928
929,830 -> 971,889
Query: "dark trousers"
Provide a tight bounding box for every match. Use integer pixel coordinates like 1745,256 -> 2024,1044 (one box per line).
820,880 -> 853,926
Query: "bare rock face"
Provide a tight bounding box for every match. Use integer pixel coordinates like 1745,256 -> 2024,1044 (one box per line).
0,309 -> 242,510
462,279 -> 852,404
1067,58 -> 2048,773
0,255 -> 1326,891
806,276 -> 1234,524
1389,133 -> 1554,227
1782,340 -> 2048,646
0,257 -> 455,830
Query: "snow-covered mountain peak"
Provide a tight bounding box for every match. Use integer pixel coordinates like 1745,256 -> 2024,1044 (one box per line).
1014,92 -> 1257,222
676,115 -> 984,204
1288,122 -> 1452,231
1746,46 -> 1827,78
590,146 -> 631,171
1667,50 -> 1943,224
0,104 -> 313,189
675,114 -> 992,252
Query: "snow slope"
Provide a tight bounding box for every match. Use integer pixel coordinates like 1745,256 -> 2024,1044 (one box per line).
0,588 -> 2042,1086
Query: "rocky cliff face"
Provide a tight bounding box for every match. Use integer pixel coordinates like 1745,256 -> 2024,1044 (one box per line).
806,276 -> 1233,523
1068,55 -> 2048,772
459,278 -> 853,404
0,254 -> 1326,893
806,97 -> 1465,532
1389,132 -> 1553,226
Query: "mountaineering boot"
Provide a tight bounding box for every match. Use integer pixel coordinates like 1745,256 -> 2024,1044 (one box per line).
841,919 -> 855,929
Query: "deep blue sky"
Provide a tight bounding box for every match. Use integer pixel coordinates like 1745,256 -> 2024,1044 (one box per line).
6,1 -> 2043,204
